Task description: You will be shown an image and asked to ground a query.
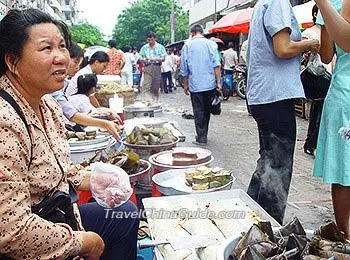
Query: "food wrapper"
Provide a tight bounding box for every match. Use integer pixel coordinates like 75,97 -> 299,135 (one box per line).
90,162 -> 132,208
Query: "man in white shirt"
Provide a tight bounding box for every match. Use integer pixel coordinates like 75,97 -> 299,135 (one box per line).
161,49 -> 174,93
222,42 -> 238,96
222,42 -> 238,73
121,46 -> 136,86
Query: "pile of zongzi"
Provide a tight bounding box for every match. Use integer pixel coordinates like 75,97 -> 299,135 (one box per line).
125,126 -> 176,145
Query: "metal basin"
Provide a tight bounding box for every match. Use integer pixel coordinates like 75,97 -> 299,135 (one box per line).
216,228 -> 315,260
128,159 -> 152,183
69,136 -> 116,165
122,137 -> 179,160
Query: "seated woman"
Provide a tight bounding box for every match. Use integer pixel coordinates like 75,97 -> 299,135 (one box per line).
0,8 -> 138,259
68,73 -> 120,123
69,73 -> 99,114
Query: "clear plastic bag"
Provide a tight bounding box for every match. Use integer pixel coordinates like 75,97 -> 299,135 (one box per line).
306,53 -> 326,76
90,162 -> 132,208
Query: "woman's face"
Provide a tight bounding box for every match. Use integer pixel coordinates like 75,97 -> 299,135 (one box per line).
14,23 -> 70,95
93,61 -> 108,74
67,56 -> 83,78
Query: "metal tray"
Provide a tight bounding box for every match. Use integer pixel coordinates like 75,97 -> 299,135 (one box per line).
142,189 -> 281,260
122,136 -> 179,150
152,168 -> 236,195
68,133 -> 112,147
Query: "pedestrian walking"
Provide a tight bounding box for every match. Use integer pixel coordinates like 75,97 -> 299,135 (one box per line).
222,42 -> 239,96
121,45 -> 136,87
246,0 -> 319,224
312,0 -> 350,238
180,24 -> 221,146
139,32 -> 166,104
104,39 -> 125,76
161,49 -> 174,93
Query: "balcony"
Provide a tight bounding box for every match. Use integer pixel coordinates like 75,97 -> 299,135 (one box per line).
49,0 -> 62,13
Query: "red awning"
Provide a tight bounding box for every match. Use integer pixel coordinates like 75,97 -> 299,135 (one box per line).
209,8 -> 254,34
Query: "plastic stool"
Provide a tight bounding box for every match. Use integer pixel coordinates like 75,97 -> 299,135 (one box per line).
77,191 -> 92,205
137,237 -> 154,260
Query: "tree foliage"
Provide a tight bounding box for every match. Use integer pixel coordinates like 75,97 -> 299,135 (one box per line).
70,23 -> 106,47
112,0 -> 189,48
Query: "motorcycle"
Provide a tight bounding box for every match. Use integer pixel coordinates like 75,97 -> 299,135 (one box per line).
221,64 -> 247,100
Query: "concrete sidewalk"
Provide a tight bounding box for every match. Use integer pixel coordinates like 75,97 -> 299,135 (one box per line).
143,88 -> 333,229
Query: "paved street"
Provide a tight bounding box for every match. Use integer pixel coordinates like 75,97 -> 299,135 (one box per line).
144,88 -> 334,229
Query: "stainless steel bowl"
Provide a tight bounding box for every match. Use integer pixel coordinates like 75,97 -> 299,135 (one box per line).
128,159 -> 152,183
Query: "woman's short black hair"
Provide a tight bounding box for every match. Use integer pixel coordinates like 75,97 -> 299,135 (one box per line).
0,8 -> 71,76
123,45 -> 132,52
89,51 -> 109,65
108,40 -> 117,48
76,73 -> 98,95
69,42 -> 84,59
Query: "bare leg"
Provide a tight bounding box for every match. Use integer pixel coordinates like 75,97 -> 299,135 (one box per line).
332,184 -> 350,238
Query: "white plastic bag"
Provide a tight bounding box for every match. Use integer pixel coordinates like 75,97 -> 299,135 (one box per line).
90,162 -> 132,208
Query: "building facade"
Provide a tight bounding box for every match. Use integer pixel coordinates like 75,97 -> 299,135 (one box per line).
0,0 -> 79,24
189,0 -> 311,33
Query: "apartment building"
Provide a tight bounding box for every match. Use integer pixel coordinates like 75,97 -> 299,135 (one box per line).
0,0 -> 79,24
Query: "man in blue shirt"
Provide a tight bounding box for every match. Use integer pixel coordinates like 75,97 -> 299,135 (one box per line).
181,24 -> 221,146
246,0 -> 319,224
139,32 -> 166,104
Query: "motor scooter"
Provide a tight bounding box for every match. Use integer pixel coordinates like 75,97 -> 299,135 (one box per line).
221,64 -> 247,100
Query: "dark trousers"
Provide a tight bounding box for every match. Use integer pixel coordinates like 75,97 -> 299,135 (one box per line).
247,99 -> 296,224
79,201 -> 139,260
161,71 -> 173,93
190,89 -> 215,143
304,99 -> 324,151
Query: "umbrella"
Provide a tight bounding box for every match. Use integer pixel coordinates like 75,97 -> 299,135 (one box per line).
209,8 -> 254,34
85,45 -> 110,58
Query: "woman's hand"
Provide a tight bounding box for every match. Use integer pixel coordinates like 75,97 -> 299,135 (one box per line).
101,120 -> 123,141
80,231 -> 105,260
306,39 -> 321,53
91,173 -> 131,208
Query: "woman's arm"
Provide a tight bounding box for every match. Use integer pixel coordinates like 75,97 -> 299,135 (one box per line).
272,28 -> 320,59
76,171 -> 91,191
315,0 -> 350,52
319,26 -> 335,64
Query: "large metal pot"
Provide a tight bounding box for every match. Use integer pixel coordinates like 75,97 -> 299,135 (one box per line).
123,103 -> 162,119
69,136 -> 116,165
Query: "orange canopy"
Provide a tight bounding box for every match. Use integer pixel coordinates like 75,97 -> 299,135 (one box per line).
210,8 -> 254,34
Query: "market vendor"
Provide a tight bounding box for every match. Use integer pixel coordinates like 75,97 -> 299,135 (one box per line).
65,51 -> 109,108
52,42 -> 122,139
0,8 -> 138,259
